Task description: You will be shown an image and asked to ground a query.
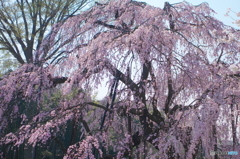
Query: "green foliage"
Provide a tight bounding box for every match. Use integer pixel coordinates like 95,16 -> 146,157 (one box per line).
0,51 -> 20,77
41,87 -> 90,111
41,150 -> 53,158
42,89 -> 63,111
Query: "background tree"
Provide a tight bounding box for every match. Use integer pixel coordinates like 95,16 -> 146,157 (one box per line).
0,0 -> 90,65
0,51 -> 20,78
0,0 -> 92,158
1,0 -> 240,159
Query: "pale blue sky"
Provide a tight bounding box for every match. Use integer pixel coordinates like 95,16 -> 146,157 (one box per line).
141,0 -> 240,28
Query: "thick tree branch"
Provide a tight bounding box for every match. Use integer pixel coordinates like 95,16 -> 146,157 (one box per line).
51,76 -> 68,86
81,119 -> 92,135
165,56 -> 174,114
86,102 -> 111,111
95,20 -> 130,33
105,60 -> 138,92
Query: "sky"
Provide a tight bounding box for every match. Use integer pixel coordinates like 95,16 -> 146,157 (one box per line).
141,0 -> 240,28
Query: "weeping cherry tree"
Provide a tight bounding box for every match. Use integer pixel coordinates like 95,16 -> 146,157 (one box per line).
1,0 -> 240,158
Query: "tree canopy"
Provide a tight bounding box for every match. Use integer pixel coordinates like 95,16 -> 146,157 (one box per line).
0,0 -> 90,64
1,0 -> 240,158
